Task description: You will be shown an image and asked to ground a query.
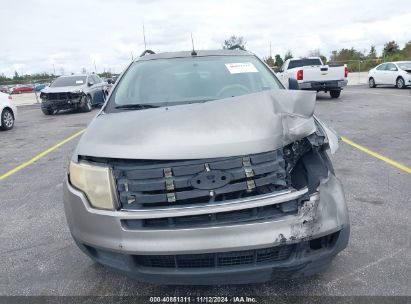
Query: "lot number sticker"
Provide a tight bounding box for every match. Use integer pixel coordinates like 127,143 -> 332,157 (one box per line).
225,62 -> 258,74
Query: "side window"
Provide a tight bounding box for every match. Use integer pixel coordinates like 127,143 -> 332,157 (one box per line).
376,64 -> 386,71
93,75 -> 102,83
385,63 -> 397,71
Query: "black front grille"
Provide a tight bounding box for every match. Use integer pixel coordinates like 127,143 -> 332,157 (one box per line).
45,92 -> 81,101
110,150 -> 289,210
134,244 -> 294,269
48,92 -> 69,100
121,199 -> 298,229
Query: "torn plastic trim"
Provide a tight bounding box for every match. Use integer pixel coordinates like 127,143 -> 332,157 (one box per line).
287,173 -> 348,245
313,115 -> 340,154
288,143 -> 333,195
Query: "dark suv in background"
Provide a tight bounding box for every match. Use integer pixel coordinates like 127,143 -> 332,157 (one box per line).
40,74 -> 107,115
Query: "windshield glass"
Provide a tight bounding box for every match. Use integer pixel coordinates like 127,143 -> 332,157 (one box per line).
106,55 -> 283,111
397,62 -> 411,70
50,76 -> 87,87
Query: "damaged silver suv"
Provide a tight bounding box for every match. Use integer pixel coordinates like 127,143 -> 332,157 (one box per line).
63,48 -> 349,284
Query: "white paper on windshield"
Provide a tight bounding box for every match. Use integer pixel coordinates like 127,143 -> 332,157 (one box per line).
225,62 -> 258,74
76,80 -> 84,84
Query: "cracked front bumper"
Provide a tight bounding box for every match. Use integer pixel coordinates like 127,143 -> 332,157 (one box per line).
41,98 -> 82,110
63,174 -> 349,284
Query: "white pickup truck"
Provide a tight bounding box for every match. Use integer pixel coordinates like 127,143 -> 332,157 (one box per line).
277,57 -> 348,98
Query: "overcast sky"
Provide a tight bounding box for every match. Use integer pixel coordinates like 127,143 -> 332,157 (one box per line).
1,0 -> 410,77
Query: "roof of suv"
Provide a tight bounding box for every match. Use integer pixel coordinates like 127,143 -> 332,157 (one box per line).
136,49 -> 253,61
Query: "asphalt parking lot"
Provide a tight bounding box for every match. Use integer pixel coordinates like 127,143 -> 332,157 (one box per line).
0,85 -> 410,297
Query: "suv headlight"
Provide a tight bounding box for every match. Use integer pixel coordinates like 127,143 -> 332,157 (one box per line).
69,161 -> 118,210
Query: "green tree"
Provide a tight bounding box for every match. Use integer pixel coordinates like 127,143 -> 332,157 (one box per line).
0,72 -> 56,85
0,73 -> 8,83
403,41 -> 411,59
383,41 -> 400,57
263,56 -> 275,67
222,35 -> 246,49
331,47 -> 365,62
274,54 -> 283,67
284,50 -> 293,61
367,45 -> 377,59
99,71 -> 113,78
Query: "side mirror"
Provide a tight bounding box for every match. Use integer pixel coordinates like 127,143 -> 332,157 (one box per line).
288,78 -> 299,90
88,81 -> 94,86
107,79 -> 112,84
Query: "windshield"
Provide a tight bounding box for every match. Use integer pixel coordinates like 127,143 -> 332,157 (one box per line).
288,59 -> 322,69
50,76 -> 87,87
397,62 -> 411,70
106,55 -> 283,111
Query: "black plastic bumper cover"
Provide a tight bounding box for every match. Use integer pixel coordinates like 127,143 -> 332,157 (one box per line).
303,81 -> 343,91
41,100 -> 80,110
74,226 -> 349,285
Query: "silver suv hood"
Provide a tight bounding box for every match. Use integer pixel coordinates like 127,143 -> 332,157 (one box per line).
76,90 -> 317,160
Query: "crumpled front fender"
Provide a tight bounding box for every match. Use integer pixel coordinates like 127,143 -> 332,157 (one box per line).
314,115 -> 340,154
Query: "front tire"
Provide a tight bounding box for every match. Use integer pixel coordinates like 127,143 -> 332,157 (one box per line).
1,108 -> 15,130
41,107 -> 55,115
369,77 -> 376,88
79,95 -> 92,112
330,90 -> 341,99
396,77 -> 405,89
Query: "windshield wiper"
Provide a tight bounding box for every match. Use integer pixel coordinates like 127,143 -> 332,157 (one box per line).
115,103 -> 159,110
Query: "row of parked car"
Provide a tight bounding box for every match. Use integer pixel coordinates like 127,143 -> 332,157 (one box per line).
0,83 -> 48,94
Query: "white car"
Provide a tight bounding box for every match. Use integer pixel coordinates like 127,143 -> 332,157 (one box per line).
368,61 -> 411,89
0,92 -> 17,130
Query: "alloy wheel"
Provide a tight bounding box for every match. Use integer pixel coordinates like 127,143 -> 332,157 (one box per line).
3,111 -> 14,128
397,78 -> 404,89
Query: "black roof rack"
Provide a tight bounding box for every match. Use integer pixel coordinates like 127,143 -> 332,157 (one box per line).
228,45 -> 246,51
139,50 -> 156,57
